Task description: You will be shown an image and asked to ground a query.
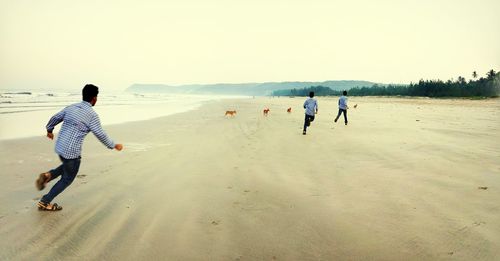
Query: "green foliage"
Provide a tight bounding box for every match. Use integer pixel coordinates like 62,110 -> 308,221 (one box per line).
272,70 -> 499,98
273,86 -> 341,96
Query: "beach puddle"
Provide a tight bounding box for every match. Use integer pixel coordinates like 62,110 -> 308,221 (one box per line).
123,142 -> 171,152
124,143 -> 153,152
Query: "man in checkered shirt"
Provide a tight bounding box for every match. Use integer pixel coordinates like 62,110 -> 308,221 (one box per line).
35,84 -> 123,211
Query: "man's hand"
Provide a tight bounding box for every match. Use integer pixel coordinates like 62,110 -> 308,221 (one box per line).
114,144 -> 123,151
46,132 -> 54,140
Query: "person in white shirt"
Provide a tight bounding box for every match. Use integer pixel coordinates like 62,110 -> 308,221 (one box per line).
334,90 -> 349,125
303,91 -> 318,135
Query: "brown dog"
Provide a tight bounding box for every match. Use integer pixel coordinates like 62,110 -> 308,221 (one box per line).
287,107 -> 292,113
263,108 -> 270,116
353,104 -> 358,109
225,110 -> 237,116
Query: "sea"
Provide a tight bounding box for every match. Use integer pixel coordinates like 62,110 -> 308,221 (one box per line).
0,90 -> 247,140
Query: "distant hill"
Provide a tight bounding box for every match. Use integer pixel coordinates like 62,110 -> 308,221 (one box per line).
126,81 -> 378,96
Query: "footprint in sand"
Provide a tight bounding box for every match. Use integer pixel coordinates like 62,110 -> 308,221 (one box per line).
211,220 -> 220,226
77,174 -> 87,179
473,221 -> 485,226
244,190 -> 250,193
478,186 -> 488,190
33,197 -> 41,201
227,186 -> 233,189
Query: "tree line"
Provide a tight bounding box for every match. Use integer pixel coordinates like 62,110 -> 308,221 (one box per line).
272,70 -> 499,98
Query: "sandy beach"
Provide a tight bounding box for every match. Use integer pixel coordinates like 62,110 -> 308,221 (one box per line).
0,96 -> 499,260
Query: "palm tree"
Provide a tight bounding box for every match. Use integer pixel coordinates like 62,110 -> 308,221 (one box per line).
487,69 -> 496,79
458,76 -> 466,84
472,71 -> 477,79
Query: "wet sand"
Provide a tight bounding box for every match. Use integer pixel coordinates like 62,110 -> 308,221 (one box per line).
1,97 -> 499,260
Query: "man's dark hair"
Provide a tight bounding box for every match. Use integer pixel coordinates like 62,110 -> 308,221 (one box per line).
82,84 -> 99,102
343,90 -> 347,96
309,91 -> 314,98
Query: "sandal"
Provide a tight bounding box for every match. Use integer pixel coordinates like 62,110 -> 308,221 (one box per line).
35,173 -> 51,191
37,201 -> 62,211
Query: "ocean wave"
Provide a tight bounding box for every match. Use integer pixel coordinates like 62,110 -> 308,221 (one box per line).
2,92 -> 32,95
0,108 -> 57,114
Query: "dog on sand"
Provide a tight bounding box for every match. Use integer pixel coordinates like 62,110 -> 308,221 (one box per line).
225,110 -> 237,116
263,108 -> 270,116
287,107 -> 292,113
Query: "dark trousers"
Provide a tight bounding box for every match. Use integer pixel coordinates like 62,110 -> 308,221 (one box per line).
41,156 -> 81,204
303,114 -> 315,132
335,108 -> 348,124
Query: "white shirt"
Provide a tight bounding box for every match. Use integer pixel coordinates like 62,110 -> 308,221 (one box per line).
339,96 -> 348,110
303,98 -> 318,116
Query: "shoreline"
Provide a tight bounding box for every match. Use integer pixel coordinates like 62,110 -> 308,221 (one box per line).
0,99 -> 212,142
0,95 -> 250,141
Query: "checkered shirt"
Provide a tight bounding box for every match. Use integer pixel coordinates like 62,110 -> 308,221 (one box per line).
46,101 -> 115,159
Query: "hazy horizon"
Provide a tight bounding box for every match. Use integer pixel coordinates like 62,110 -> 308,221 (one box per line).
1,0 -> 499,91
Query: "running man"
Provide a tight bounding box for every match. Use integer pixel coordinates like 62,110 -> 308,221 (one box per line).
334,90 -> 349,125
35,84 -> 123,211
303,91 -> 318,135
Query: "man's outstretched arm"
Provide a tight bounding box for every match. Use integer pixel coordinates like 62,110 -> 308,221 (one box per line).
45,109 -> 65,140
89,114 -> 123,151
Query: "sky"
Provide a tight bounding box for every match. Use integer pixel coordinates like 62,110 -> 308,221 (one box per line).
1,0 -> 499,91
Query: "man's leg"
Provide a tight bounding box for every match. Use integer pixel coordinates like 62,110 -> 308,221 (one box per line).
36,156 -> 66,190
343,109 -> 348,125
334,109 -> 342,122
41,157 -> 81,204
303,114 -> 310,133
47,160 -> 65,181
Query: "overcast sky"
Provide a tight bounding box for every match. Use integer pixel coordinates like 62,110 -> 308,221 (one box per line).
1,0 -> 499,91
